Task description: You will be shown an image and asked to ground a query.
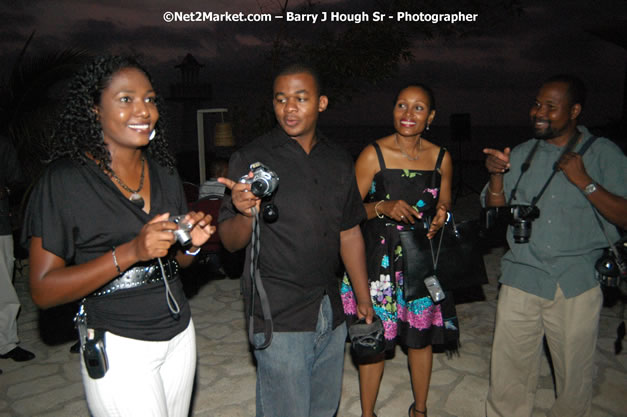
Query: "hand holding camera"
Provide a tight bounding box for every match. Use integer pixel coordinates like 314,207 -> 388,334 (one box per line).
169,212 -> 216,249
169,215 -> 193,246
218,162 -> 279,218
238,162 -> 279,198
131,213 -> 180,261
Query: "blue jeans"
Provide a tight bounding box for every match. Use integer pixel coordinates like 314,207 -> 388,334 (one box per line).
253,295 -> 348,417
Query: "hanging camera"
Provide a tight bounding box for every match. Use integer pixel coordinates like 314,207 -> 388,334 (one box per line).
595,238 -> 627,291
482,205 -> 540,244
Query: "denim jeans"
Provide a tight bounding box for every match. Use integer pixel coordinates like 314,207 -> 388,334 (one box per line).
253,295 -> 348,417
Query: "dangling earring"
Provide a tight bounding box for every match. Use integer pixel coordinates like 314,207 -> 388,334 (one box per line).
426,124 -> 430,131
149,129 -> 156,141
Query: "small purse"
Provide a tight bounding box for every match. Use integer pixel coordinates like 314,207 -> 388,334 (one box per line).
348,315 -> 385,359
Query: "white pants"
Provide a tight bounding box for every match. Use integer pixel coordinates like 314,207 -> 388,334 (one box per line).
82,319 -> 197,417
0,234 -> 19,354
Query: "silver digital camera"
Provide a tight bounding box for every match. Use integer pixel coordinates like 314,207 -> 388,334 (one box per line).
424,275 -> 446,302
239,162 -> 279,198
169,215 -> 193,246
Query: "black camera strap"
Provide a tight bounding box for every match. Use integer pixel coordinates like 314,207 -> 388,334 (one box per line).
507,141 -> 540,205
508,130 -> 581,208
248,208 -> 273,349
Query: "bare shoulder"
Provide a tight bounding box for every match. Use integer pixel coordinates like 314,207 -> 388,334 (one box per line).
376,134 -> 397,152
358,136 -> 393,161
356,136 -> 393,174
420,138 -> 446,161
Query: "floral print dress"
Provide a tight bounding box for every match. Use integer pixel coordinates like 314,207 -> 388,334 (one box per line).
342,143 -> 459,351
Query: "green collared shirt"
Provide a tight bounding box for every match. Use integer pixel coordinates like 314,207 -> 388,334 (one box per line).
481,126 -> 627,299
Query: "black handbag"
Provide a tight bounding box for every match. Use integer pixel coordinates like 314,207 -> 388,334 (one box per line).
348,315 -> 385,359
399,214 -> 488,302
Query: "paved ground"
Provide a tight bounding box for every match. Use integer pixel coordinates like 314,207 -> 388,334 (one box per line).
2,189 -> 626,416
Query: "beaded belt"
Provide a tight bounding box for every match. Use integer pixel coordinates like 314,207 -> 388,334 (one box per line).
90,259 -> 180,297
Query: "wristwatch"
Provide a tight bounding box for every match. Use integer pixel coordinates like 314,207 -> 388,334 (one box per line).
583,182 -> 598,196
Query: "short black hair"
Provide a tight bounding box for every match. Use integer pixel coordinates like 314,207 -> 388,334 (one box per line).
394,83 -> 437,111
543,74 -> 587,109
274,62 -> 323,96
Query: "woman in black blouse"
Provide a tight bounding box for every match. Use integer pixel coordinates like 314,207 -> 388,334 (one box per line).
23,56 -> 215,416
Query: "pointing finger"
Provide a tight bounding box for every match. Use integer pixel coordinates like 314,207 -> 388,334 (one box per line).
217,177 -> 237,190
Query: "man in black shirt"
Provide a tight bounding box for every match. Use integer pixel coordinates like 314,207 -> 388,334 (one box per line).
0,135 -> 35,368
218,64 -> 373,416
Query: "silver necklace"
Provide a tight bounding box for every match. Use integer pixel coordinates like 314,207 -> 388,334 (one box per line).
109,157 -> 146,209
395,134 -> 421,161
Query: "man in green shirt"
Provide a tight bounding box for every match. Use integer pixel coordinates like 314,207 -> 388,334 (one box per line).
482,75 -> 627,417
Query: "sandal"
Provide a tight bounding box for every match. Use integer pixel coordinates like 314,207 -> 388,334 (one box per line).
408,403 -> 427,417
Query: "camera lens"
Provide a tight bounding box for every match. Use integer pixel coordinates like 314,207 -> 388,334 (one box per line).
174,229 -> 192,246
513,220 -> 532,243
251,180 -> 268,197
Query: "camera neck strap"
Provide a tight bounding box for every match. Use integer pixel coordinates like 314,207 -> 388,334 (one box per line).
428,212 -> 454,273
248,208 -> 274,349
508,130 -> 581,208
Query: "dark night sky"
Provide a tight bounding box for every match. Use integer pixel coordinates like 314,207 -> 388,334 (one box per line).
1,0 -> 626,129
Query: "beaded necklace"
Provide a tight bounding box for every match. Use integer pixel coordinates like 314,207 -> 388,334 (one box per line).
109,156 -> 146,209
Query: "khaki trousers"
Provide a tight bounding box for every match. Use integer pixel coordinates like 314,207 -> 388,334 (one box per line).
486,284 -> 602,417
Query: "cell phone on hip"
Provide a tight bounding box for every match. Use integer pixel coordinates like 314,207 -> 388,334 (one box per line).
83,328 -> 108,379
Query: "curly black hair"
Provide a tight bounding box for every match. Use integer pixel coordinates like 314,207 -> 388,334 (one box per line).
51,55 -> 175,171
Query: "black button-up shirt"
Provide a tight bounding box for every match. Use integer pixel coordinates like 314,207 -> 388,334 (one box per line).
219,127 -> 366,332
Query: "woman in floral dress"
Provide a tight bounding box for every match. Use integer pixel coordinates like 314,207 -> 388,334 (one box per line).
341,84 -> 457,417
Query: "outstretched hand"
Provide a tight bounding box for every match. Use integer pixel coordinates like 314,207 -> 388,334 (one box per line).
483,147 -> 511,174
218,173 -> 261,216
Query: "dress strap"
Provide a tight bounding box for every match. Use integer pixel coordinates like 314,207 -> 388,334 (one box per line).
372,142 -> 387,171
431,147 -> 446,188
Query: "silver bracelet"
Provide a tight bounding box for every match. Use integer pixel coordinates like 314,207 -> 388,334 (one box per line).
111,246 -> 122,275
487,184 -> 505,196
185,247 -> 201,256
374,200 -> 385,219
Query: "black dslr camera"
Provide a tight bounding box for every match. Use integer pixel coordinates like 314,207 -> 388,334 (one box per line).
483,205 -> 540,244
239,162 -> 279,198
